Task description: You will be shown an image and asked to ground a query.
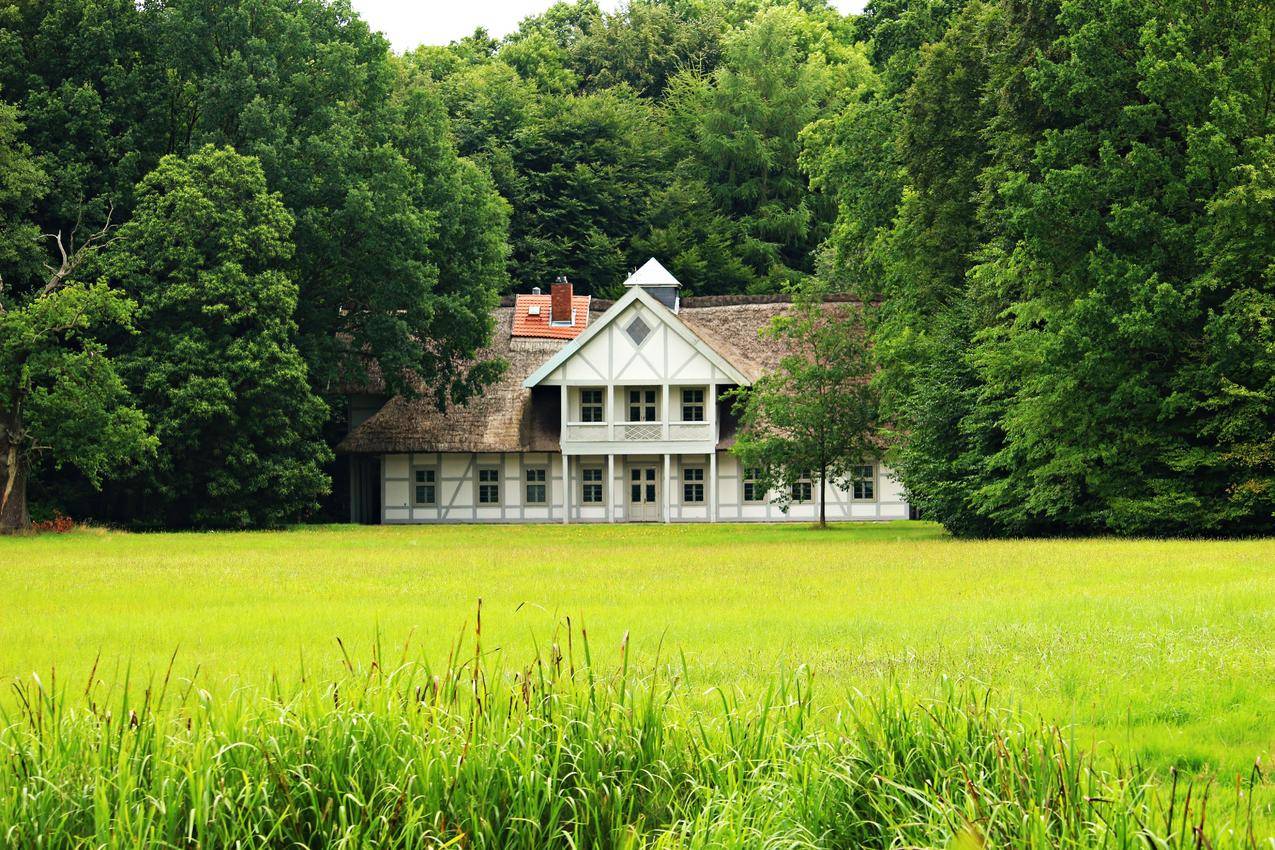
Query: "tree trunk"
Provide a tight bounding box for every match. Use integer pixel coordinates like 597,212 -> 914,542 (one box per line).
0,407 -> 30,534
818,464 -> 827,529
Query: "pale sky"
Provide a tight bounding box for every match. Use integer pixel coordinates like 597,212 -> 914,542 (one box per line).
352,0 -> 868,52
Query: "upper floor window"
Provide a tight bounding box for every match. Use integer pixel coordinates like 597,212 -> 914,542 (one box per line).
680,388 -> 705,422
525,467 -> 547,504
852,465 -> 875,500
628,388 -> 657,422
743,467 -> 765,503
478,467 -> 500,504
413,467 -> 437,506
682,466 -> 705,504
579,388 -> 604,422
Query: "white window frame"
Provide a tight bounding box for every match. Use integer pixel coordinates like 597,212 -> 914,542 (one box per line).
742,467 -> 766,503
578,387 -> 605,423
412,466 -> 439,507
626,387 -> 658,422
852,464 -> 876,500
680,387 -> 705,422
476,466 -> 501,505
682,465 -> 705,505
580,466 -> 605,504
790,476 -> 813,504
525,466 -> 548,504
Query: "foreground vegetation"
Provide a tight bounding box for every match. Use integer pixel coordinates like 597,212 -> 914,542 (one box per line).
3,522 -> 1273,843
3,614 -> 1269,848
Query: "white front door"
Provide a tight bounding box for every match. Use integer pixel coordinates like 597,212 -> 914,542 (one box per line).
627,465 -> 660,522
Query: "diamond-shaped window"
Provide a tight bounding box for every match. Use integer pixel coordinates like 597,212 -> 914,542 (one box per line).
626,315 -> 651,346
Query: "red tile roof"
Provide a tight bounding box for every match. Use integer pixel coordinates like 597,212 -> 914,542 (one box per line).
511,294 -> 591,339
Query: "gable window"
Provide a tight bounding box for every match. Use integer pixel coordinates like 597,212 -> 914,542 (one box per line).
743,468 -> 765,503
581,467 -> 604,504
627,388 -> 657,422
790,475 -> 813,503
579,388 -> 604,422
680,388 -> 705,422
852,464 -> 875,500
413,467 -> 438,506
477,467 -> 501,504
625,314 -> 651,346
525,467 -> 547,504
682,466 -> 705,504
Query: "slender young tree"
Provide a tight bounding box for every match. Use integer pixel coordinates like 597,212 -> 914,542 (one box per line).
729,283 -> 879,527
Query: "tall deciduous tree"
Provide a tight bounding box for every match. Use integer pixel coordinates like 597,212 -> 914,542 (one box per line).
729,284 -> 879,527
101,146 -> 330,527
657,7 -> 865,293
0,100 -> 153,533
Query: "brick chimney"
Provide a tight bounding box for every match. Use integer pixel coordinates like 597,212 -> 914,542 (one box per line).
550,276 -> 573,325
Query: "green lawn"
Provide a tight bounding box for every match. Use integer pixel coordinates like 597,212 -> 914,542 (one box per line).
4,521 -> 1273,781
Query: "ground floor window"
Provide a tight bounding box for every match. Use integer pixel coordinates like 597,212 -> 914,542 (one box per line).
743,467 -> 765,503
478,467 -> 500,504
413,467 -> 437,506
790,476 -> 812,503
525,467 -> 547,504
581,467 -> 604,503
852,465 -> 875,500
682,466 -> 705,503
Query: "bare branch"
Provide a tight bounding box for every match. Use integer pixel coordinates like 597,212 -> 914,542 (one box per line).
40,201 -> 117,297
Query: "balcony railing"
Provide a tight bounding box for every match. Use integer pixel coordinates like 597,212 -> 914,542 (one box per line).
622,423 -> 662,441
564,423 -> 609,442
562,421 -> 714,444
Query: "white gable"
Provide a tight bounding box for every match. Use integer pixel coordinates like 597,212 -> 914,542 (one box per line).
523,286 -> 749,388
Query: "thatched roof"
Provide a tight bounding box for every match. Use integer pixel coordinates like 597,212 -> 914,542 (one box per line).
337,307 -> 564,454
336,295 -> 861,454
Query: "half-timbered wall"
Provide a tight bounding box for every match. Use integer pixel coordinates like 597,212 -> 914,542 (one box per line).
380,452 -> 909,524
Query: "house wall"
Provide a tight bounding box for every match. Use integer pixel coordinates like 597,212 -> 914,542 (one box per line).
380,451 -> 909,524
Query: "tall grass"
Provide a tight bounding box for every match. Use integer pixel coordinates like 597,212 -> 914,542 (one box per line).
1,608 -> 1268,849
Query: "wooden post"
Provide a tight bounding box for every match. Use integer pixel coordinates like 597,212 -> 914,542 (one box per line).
562,453 -> 570,525
607,453 -> 616,523
709,450 -> 717,523
662,384 -> 671,440
560,383 -> 570,525
663,453 -> 672,523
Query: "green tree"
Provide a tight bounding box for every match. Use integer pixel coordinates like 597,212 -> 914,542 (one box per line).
729,284 -> 879,527
659,7 -> 859,292
0,100 -> 152,533
101,146 -> 330,527
507,87 -> 666,294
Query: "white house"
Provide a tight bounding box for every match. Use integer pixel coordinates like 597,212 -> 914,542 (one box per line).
338,259 -> 909,524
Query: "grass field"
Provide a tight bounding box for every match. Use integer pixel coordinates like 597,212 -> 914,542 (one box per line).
3,522 -> 1274,845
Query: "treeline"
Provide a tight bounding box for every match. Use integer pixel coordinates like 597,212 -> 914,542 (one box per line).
409,0 -> 867,295
0,0 -> 1271,535
806,0 -> 1274,535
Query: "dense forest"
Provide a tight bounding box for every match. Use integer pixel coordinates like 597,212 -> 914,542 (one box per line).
0,0 -> 1271,535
